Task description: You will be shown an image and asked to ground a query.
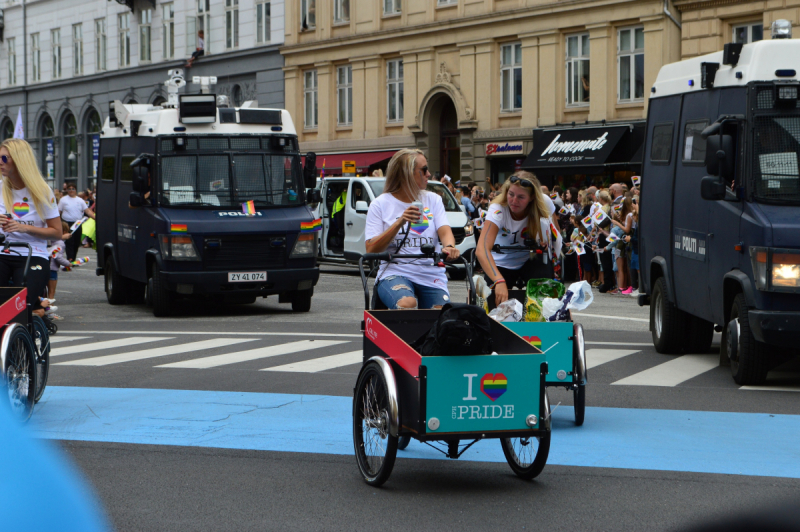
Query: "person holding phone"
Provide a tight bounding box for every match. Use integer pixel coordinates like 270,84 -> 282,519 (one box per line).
0,139 -> 63,316
365,149 -> 460,309
476,171 -> 558,306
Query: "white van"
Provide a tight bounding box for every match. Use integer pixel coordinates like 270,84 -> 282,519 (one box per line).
318,177 -> 475,278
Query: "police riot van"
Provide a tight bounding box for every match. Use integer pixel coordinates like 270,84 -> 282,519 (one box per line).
640,20 -> 800,385
96,70 -> 321,317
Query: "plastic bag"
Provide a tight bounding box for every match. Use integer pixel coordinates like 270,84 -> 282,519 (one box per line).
541,281 -> 595,322
525,278 -> 565,322
473,275 -> 492,314
489,299 -> 523,322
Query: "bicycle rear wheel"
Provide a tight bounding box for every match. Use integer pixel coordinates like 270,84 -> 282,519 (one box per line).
3,324 -> 36,422
32,316 -> 51,403
353,362 -> 398,486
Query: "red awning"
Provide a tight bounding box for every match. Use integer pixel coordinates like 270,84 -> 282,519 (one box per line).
302,151 -> 397,172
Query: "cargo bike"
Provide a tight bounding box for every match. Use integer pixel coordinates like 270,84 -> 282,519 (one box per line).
0,236 -> 52,422
350,246 -> 552,486
475,242 -> 588,426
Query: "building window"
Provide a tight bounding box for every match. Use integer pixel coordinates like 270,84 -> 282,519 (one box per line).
334,0 -> 350,24
387,59 -> 404,122
7,38 -> 16,86
225,0 -> 239,50
618,27 -> 644,102
438,0 -> 457,5
163,3 -> 175,60
31,33 -> 40,82
337,65 -> 353,126
501,43 -> 522,112
1,120 -> 13,141
72,24 -> 83,76
187,0 -> 211,55
384,0 -> 401,16
63,113 -> 78,179
566,33 -> 590,106
86,109 -> 102,186
301,0 -> 316,30
256,2 -> 271,44
51,29 -> 61,80
304,70 -> 318,129
40,114 -> 54,181
95,19 -> 107,72
140,9 -> 152,62
733,23 -> 763,44
119,13 -> 131,67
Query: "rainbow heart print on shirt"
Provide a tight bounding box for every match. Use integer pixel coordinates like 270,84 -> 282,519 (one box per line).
481,373 -> 508,402
12,201 -> 29,218
409,207 -> 433,235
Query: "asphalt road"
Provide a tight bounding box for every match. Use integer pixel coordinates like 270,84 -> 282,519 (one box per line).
27,257 -> 800,531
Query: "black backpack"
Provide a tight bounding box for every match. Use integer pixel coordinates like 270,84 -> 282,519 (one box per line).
412,303 -> 494,357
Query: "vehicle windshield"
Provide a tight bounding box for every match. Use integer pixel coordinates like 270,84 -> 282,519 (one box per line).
751,114 -> 800,204
159,152 -> 304,208
367,180 -> 462,212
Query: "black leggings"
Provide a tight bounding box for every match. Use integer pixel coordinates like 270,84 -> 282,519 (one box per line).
0,255 -> 50,310
64,221 -> 81,262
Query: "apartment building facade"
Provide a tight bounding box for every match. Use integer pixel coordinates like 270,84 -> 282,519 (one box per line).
281,0 -> 684,186
0,0 -> 285,191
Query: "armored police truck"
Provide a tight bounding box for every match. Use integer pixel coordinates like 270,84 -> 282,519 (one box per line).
640,20 -> 800,385
96,70 -> 320,317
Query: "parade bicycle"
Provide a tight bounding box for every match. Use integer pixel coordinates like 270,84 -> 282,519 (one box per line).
0,235 -> 51,422
350,245 -> 552,486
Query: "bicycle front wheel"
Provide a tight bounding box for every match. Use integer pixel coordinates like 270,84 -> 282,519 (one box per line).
3,325 -> 36,422
353,362 -> 398,486
32,316 -> 51,403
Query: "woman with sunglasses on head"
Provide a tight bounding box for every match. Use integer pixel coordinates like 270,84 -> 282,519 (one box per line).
365,149 -> 461,310
476,171 -> 559,306
0,139 -> 63,317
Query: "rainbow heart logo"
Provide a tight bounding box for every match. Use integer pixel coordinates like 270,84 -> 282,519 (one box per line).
12,202 -> 29,218
409,207 -> 432,235
481,373 -> 508,402
523,336 -> 542,348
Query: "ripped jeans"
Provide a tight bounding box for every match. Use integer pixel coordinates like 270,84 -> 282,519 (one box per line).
376,275 -> 450,309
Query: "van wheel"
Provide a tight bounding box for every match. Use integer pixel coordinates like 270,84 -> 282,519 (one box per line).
105,257 -> 129,305
729,294 -> 769,385
685,315 -> 714,353
150,264 -> 174,317
651,277 -> 684,354
291,289 -> 313,312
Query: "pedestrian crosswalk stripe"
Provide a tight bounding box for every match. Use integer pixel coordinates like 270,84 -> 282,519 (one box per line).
155,340 -> 351,369
612,354 -> 718,387
55,338 -> 258,367
740,385 -> 800,392
51,337 -> 174,357
49,336 -> 91,344
261,351 -> 362,373
585,349 -> 640,370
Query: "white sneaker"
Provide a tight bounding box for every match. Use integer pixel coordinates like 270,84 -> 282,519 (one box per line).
629,289 -> 640,297
44,305 -> 59,315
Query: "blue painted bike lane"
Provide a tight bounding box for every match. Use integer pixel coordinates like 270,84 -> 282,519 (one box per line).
29,386 -> 800,479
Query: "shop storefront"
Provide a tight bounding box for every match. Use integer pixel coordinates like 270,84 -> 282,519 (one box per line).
308,150 -> 397,177
484,140 -> 528,187
521,122 -> 645,190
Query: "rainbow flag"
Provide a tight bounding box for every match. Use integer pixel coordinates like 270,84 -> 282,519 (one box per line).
300,219 -> 322,233
550,223 -> 559,241
242,200 -> 256,216
613,204 -> 623,214
170,224 -> 188,233
321,158 -> 326,178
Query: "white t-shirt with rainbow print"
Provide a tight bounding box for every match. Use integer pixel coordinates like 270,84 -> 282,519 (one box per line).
0,186 -> 60,260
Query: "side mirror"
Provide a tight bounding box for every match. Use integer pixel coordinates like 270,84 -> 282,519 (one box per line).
303,152 -> 317,189
355,200 -> 369,214
700,176 -> 726,201
306,188 -> 321,204
130,153 -> 153,193
129,191 -> 144,207
705,135 -> 735,180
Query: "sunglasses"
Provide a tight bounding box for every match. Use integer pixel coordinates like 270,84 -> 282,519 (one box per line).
509,176 -> 535,188
0,155 -> 8,164
418,166 -> 429,175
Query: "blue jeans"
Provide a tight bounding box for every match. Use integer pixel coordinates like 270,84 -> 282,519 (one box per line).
377,275 -> 450,309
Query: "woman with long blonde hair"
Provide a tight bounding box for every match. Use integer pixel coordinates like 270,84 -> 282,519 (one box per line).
476,171 -> 558,305
365,148 -> 460,309
0,139 -> 62,316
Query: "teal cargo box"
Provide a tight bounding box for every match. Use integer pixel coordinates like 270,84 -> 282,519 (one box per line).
504,322 -> 577,384
423,353 -> 547,435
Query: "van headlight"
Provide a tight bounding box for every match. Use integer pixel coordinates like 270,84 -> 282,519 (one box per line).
160,235 -> 200,261
465,219 -> 474,237
291,233 -> 316,258
750,247 -> 800,291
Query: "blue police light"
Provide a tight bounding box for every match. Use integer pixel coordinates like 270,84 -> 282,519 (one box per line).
688,80 -> 694,87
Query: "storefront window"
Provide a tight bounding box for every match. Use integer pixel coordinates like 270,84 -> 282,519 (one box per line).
86,109 -> 102,190
63,113 -> 78,182
39,114 -> 55,183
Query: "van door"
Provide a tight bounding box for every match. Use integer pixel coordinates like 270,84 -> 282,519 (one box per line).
320,180 -> 334,257
344,180 -> 369,257
115,137 -> 146,282
671,91 -> 720,320
96,139 -> 119,260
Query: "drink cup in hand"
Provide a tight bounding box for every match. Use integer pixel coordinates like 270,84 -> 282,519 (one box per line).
411,201 -> 423,222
